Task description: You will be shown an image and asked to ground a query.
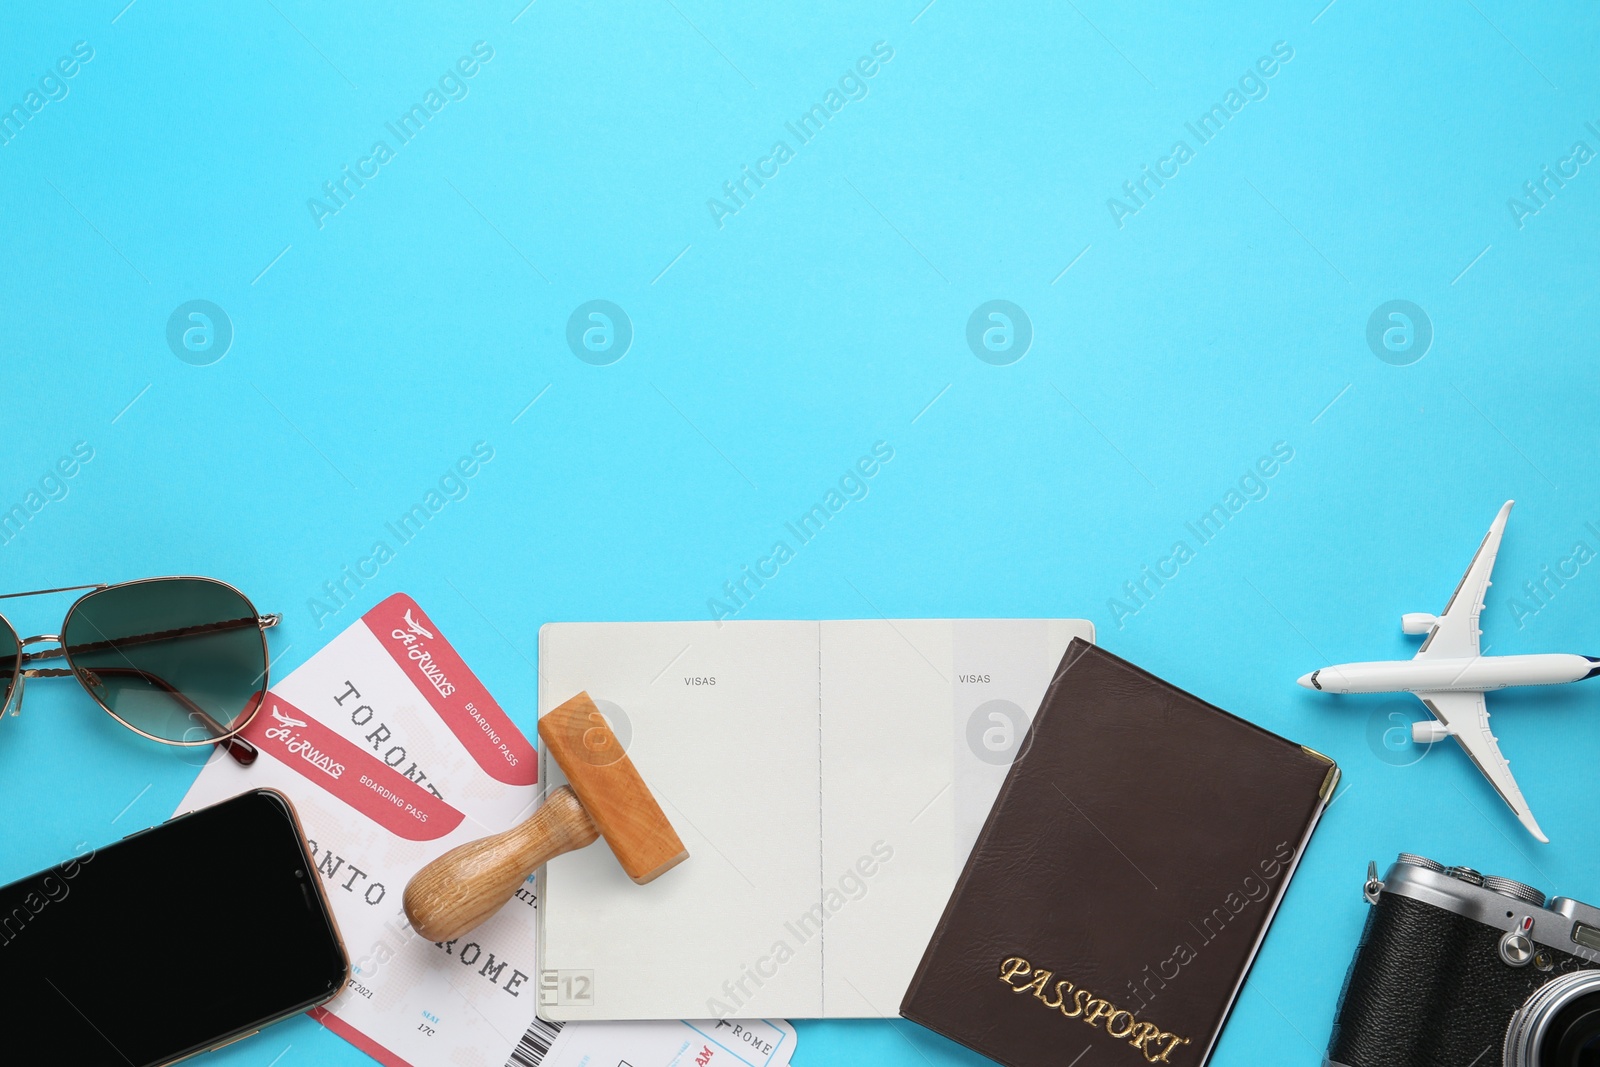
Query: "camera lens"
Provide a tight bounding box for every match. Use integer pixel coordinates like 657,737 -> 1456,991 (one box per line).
1551,1010 -> 1600,1067
1504,971 -> 1600,1067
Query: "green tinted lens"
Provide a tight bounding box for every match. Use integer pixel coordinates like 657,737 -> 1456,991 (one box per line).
0,619 -> 17,716
62,579 -> 267,744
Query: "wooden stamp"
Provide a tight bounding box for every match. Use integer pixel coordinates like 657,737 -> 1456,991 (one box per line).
403,691 -> 687,943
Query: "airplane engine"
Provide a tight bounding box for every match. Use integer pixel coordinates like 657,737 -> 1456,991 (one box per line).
1412,720 -> 1450,744
1402,613 -> 1438,635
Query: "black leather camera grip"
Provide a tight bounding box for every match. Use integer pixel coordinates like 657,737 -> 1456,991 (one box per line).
1329,894 -> 1591,1067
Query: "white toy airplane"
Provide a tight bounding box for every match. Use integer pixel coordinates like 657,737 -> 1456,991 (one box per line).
1298,500 -> 1599,843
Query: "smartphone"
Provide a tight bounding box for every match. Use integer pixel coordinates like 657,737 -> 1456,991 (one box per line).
0,788 -> 348,1066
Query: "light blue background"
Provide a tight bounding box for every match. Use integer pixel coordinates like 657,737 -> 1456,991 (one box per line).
3,1 -> 1598,1064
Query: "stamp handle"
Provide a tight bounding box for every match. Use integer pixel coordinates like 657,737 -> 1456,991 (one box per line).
403,784 -> 597,942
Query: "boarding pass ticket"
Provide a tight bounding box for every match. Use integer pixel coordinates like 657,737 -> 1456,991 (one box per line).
176,594 -> 795,1067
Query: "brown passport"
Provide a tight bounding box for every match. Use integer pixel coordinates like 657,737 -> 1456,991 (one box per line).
900,640 -> 1338,1067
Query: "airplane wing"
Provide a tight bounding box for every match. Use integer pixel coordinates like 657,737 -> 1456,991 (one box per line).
1415,500 -> 1514,661
1415,689 -> 1548,842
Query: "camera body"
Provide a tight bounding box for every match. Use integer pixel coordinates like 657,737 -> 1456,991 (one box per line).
1328,854 -> 1600,1067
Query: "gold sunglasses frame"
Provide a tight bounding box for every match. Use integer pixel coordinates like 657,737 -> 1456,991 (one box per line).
0,576 -> 281,762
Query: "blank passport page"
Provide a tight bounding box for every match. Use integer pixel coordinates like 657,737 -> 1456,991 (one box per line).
536,618 -> 1093,1019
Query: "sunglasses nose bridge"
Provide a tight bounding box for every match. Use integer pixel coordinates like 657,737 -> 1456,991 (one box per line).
19,634 -> 66,672
12,636 -> 80,716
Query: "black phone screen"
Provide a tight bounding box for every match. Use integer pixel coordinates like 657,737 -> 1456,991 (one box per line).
0,789 -> 347,1066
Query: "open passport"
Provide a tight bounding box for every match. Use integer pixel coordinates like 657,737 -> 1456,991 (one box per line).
535,618 -> 1096,1020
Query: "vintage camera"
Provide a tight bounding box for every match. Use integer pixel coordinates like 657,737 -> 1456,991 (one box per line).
1328,853 -> 1600,1067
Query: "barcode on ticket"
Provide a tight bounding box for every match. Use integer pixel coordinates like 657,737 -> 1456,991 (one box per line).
505,1015 -> 565,1067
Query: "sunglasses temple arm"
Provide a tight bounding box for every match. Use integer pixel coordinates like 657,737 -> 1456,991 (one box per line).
40,616 -> 268,662
203,712 -> 260,767
85,667 -> 259,767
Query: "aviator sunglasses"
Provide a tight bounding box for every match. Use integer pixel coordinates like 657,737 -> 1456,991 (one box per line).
0,577 -> 280,766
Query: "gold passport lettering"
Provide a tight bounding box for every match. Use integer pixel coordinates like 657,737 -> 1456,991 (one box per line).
999,956 -> 1192,1063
